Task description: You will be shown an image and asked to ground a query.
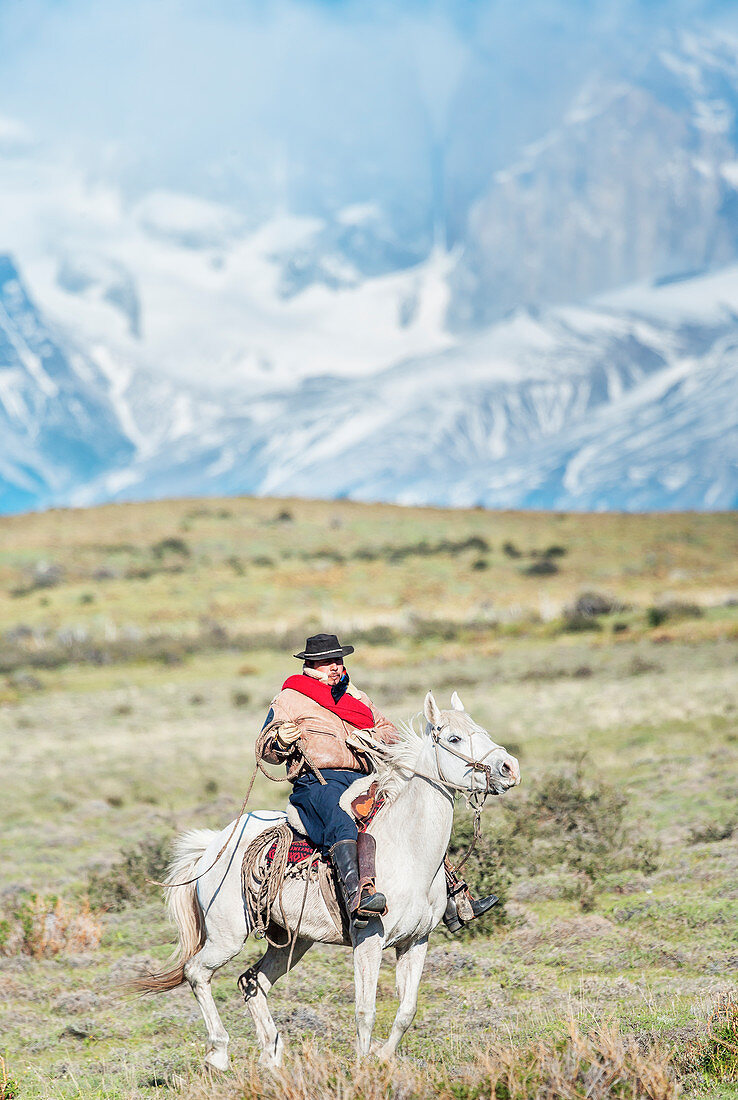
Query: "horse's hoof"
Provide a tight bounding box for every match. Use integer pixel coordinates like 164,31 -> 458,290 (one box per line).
205,1048 -> 229,1072
374,1044 -> 395,1062
258,1052 -> 282,1071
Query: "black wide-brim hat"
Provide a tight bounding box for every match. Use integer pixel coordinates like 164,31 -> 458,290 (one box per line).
293,633 -> 354,661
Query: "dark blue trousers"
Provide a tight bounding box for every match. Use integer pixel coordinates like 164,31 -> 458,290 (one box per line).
289,768 -> 360,854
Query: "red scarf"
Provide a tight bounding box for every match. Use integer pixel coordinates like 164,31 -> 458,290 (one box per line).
282,674 -> 375,729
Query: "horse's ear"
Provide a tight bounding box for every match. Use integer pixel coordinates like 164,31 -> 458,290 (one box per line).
450,691 -> 465,711
424,691 -> 441,727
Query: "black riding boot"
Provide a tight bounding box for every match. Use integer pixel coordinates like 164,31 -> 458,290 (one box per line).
443,856 -> 498,932
330,839 -> 386,929
442,892 -> 500,932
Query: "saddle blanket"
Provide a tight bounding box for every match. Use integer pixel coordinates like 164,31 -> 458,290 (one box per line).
265,786 -> 385,866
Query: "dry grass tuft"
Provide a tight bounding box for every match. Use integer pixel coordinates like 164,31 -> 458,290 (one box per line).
0,893 -> 102,959
177,1021 -> 678,1100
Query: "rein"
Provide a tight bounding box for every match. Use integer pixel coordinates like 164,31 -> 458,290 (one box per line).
153,718 -> 498,891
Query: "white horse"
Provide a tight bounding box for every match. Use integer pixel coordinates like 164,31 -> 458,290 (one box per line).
137,691 -> 520,1069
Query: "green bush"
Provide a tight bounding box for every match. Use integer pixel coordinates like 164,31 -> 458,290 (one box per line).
522,559 -> 558,577
570,590 -> 626,617
354,625 -> 398,646
561,612 -> 602,633
502,541 -> 521,558
688,820 -> 735,844
87,837 -> 171,911
151,536 -> 190,558
647,601 -> 703,627
449,762 -> 659,926
681,994 -> 738,1084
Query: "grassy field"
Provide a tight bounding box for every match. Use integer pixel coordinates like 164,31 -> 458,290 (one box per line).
0,498 -> 736,1099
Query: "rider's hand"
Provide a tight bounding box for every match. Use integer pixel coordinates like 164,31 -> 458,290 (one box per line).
274,721 -> 301,749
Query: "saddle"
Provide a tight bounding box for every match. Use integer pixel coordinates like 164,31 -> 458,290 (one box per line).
242,780 -> 386,940
266,780 -> 385,865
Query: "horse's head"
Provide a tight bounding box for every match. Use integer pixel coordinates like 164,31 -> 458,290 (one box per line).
423,690 -> 521,797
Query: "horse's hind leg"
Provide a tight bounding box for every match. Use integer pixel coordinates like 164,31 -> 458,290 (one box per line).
240,937 -> 313,1069
375,936 -> 428,1059
184,936 -> 244,1072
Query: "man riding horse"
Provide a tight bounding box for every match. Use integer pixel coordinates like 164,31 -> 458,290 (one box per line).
257,633 -> 499,932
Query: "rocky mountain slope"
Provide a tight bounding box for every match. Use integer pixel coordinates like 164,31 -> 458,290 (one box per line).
451,29 -> 738,327
0,257 -> 134,512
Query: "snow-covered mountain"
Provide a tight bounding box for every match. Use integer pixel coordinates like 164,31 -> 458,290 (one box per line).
1,251 -> 737,515
68,264 -> 737,512
0,257 -> 134,512
2,27 -> 738,513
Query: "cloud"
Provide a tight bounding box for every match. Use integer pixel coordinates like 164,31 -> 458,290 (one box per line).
0,0 -> 736,229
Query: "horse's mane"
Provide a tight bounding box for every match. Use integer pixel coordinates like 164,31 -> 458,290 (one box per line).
372,716 -> 428,802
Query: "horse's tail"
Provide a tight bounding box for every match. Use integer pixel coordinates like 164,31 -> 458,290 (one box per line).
131,829 -> 215,995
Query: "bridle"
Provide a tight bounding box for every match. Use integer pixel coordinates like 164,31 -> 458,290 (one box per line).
354,720 -> 504,807
428,722 -> 500,811
425,721 -> 503,872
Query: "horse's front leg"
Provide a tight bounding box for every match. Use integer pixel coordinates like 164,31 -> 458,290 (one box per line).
352,925 -> 384,1060
376,936 -> 428,1059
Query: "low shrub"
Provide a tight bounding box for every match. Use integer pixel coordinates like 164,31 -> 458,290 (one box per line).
10,561 -> 65,598
522,559 -> 559,577
647,601 -> 703,628
0,894 -> 102,959
502,541 -> 521,558
349,535 -> 490,566
232,690 -> 251,707
125,562 -> 185,580
354,547 -> 380,562
87,837 -> 171,911
627,656 -> 662,676
561,612 -> 602,633
353,625 -> 398,646
687,819 -> 735,844
410,617 -> 461,642
151,536 -> 190,558
449,762 -> 659,924
570,591 -> 626,617
681,993 -> 738,1085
